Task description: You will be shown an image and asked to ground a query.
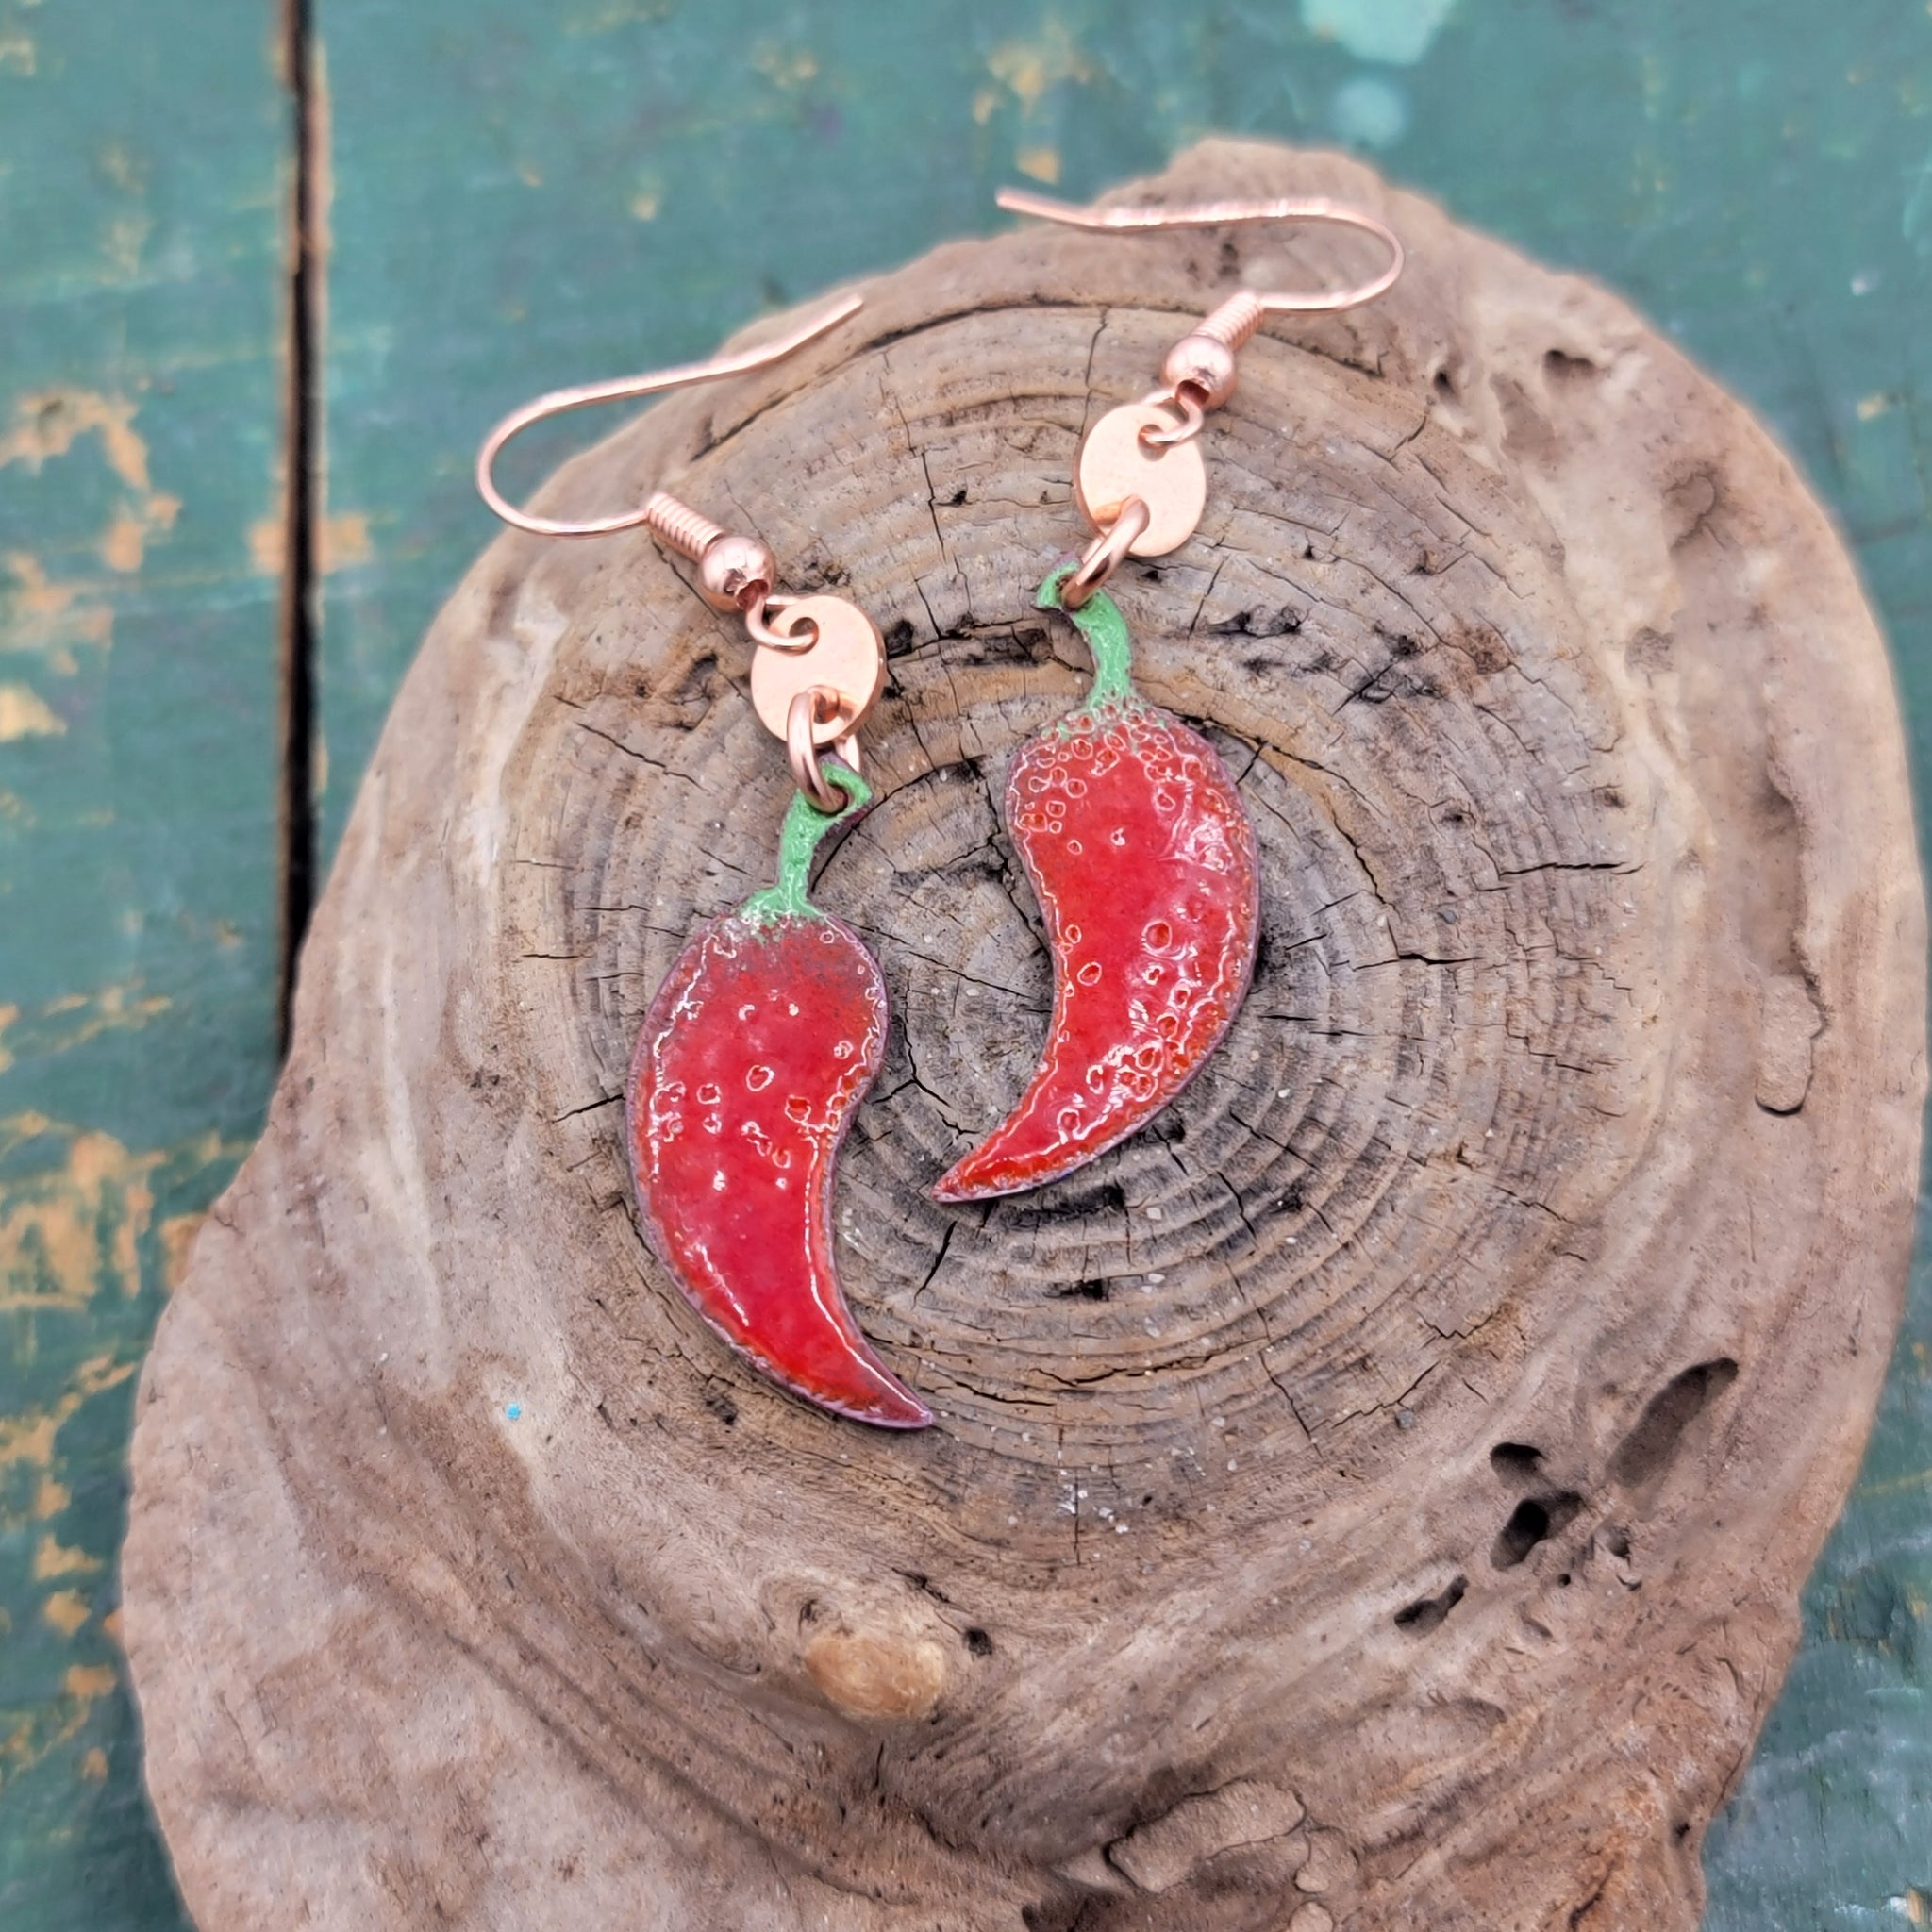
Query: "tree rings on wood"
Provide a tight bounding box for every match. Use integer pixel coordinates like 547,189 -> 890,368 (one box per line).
124,141 -> 1924,1932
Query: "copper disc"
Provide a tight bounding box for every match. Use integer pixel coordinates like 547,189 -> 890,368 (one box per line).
1074,402 -> 1208,557
749,596 -> 886,746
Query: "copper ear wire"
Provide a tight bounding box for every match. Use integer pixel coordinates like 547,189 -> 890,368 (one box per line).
476,292 -> 867,648
996,188 -> 1405,446
997,185 -> 1405,586
993,189 -> 1404,315
475,292 -> 862,540
475,292 -> 885,807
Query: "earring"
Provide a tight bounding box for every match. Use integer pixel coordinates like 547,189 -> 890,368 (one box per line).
477,297 -> 933,1431
931,191 -> 1404,1204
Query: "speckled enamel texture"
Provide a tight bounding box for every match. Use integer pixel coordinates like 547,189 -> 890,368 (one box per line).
626,771 -> 931,1428
933,571 -> 1260,1202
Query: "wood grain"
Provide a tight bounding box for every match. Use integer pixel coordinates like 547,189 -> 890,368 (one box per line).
124,141 -> 1924,1930
0,3 -> 286,1924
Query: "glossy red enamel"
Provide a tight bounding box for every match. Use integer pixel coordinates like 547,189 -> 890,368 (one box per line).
626,787 -> 930,1429
934,583 -> 1259,1201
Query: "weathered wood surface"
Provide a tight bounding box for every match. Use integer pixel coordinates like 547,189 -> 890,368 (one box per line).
311,9 -> 1932,1917
0,4 -> 286,1926
124,142 -> 1924,1930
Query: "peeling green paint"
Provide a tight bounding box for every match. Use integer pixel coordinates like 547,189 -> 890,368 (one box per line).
1302,0 -> 1456,67
0,0 -> 284,1923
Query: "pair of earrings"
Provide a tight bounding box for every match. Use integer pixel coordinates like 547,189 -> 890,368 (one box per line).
477,189 -> 1404,1432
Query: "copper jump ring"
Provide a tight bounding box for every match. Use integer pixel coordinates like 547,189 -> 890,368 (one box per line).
746,594 -> 820,652
1063,495 -> 1153,609
788,686 -> 850,811
1137,387 -> 1208,450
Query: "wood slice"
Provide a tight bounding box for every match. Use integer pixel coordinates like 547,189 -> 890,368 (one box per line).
123,140 -> 1925,1931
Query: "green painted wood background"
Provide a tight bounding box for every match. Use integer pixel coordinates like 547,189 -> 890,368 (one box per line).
3,1 -> 1928,1924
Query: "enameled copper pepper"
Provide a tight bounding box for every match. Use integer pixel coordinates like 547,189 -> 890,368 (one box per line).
934,573 -> 1259,1200
627,769 -> 931,1428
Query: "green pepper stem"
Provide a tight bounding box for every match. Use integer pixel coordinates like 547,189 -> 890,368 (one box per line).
1038,565 -> 1137,708
740,760 -> 873,924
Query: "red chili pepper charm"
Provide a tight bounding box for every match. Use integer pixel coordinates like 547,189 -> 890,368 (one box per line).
933,570 -> 1260,1202
627,768 -> 932,1428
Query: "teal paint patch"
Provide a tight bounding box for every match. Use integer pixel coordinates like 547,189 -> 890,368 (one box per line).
1332,75 -> 1410,150
0,0 -> 287,1923
1302,0 -> 1456,66
1906,147 -> 1932,256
